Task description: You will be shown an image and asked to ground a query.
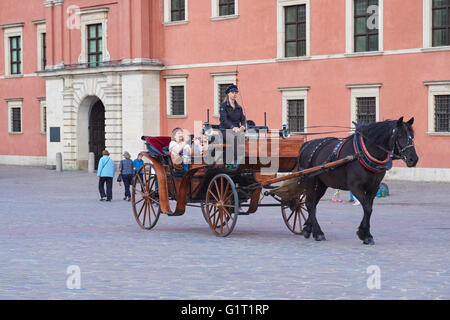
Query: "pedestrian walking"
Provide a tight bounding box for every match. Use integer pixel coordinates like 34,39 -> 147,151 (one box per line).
119,151 -> 134,201
97,150 -> 115,201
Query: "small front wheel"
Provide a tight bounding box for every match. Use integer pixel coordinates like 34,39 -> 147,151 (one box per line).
281,192 -> 307,235
204,174 -> 239,237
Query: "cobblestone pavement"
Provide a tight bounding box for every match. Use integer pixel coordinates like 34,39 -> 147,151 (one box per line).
0,165 -> 449,300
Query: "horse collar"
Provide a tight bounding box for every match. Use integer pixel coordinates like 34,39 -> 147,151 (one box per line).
353,133 -> 389,173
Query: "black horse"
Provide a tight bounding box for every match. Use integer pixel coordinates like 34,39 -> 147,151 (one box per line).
298,117 -> 418,244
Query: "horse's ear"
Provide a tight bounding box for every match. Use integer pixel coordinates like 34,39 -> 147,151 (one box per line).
406,117 -> 414,126
397,116 -> 404,126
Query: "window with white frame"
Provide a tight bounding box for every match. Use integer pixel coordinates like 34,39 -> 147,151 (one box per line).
39,98 -> 47,134
211,72 -> 237,117
78,8 -> 110,65
164,0 -> 188,24
165,75 -> 188,117
34,21 -> 46,71
347,84 -> 381,127
346,0 -> 383,53
211,0 -> 238,19
7,99 -> 23,134
425,81 -> 450,134
2,23 -> 24,76
277,0 -> 310,59
279,87 -> 308,133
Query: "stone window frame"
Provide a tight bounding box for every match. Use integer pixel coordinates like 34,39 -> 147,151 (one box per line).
345,0 -> 384,55
77,8 -> 111,65
39,98 -> 47,134
6,98 -> 23,134
210,72 -> 237,117
211,0 -> 239,21
164,0 -> 189,26
164,75 -> 188,118
279,86 -> 309,134
425,81 -> 450,136
33,20 -> 47,71
1,23 -> 24,77
347,84 -> 381,129
276,0 -> 311,60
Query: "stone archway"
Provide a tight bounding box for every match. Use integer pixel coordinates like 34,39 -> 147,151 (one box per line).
77,95 -> 105,170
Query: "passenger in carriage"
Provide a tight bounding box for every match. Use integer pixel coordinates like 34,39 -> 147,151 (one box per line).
169,128 -> 191,174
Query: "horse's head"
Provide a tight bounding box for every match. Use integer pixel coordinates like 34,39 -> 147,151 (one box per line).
391,117 -> 418,167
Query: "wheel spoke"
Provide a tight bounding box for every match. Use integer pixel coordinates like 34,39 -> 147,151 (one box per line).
134,198 -> 145,205
293,209 -> 298,232
208,190 -> 220,203
222,207 -> 235,222
137,200 -> 146,219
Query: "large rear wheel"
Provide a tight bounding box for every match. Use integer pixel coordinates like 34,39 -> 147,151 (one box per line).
132,163 -> 161,230
204,174 -> 239,237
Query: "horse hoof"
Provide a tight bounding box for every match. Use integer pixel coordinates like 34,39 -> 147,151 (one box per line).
356,230 -> 365,241
363,237 -> 375,245
303,231 -> 311,239
315,234 -> 326,241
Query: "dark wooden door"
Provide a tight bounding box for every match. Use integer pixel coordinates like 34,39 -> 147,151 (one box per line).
89,100 -> 105,169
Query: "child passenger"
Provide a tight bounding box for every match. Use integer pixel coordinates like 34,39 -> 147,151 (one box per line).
169,128 -> 191,172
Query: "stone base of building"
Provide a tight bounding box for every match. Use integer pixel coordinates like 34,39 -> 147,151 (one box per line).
0,155 -> 47,166
385,167 -> 450,182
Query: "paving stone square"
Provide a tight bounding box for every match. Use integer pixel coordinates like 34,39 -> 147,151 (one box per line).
0,165 -> 449,299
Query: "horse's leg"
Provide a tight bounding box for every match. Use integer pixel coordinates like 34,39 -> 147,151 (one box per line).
304,179 -> 328,241
352,188 -> 377,245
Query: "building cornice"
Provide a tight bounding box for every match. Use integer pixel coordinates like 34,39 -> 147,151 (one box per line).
0,22 -> 24,29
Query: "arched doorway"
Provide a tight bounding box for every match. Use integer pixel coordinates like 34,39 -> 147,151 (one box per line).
89,100 -> 105,169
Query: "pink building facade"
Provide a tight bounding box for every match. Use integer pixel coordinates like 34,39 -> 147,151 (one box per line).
0,0 -> 449,180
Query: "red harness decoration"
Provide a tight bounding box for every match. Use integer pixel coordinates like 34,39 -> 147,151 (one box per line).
353,134 -> 389,173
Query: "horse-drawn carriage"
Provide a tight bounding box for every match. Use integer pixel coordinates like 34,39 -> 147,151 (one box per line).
131,123 -> 358,237
132,117 -> 417,244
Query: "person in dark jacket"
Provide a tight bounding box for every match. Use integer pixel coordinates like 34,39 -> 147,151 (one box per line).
219,84 -> 246,132
219,84 -> 246,169
119,151 -> 134,201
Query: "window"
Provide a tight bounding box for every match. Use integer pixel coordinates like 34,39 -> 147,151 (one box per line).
212,0 -> 238,19
34,21 -> 46,71
356,97 -> 376,123
165,0 -> 187,23
347,84 -> 380,127
165,75 -> 188,117
435,95 -> 450,132
432,0 -> 450,46
219,0 -> 235,16
425,81 -> 450,134
171,86 -> 185,115
7,99 -> 23,134
10,36 -> 22,74
87,24 -> 103,67
279,86 -> 309,133
285,5 -> 306,57
277,0 -> 310,59
40,99 -> 47,134
354,0 -> 379,52
1,23 -> 23,76
287,99 -> 305,132
78,8 -> 110,66
42,33 -> 47,70
346,0 -> 383,53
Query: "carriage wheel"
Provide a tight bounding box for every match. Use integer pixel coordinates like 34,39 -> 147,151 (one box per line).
132,163 -> 161,230
204,174 -> 239,237
281,192 -> 307,235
